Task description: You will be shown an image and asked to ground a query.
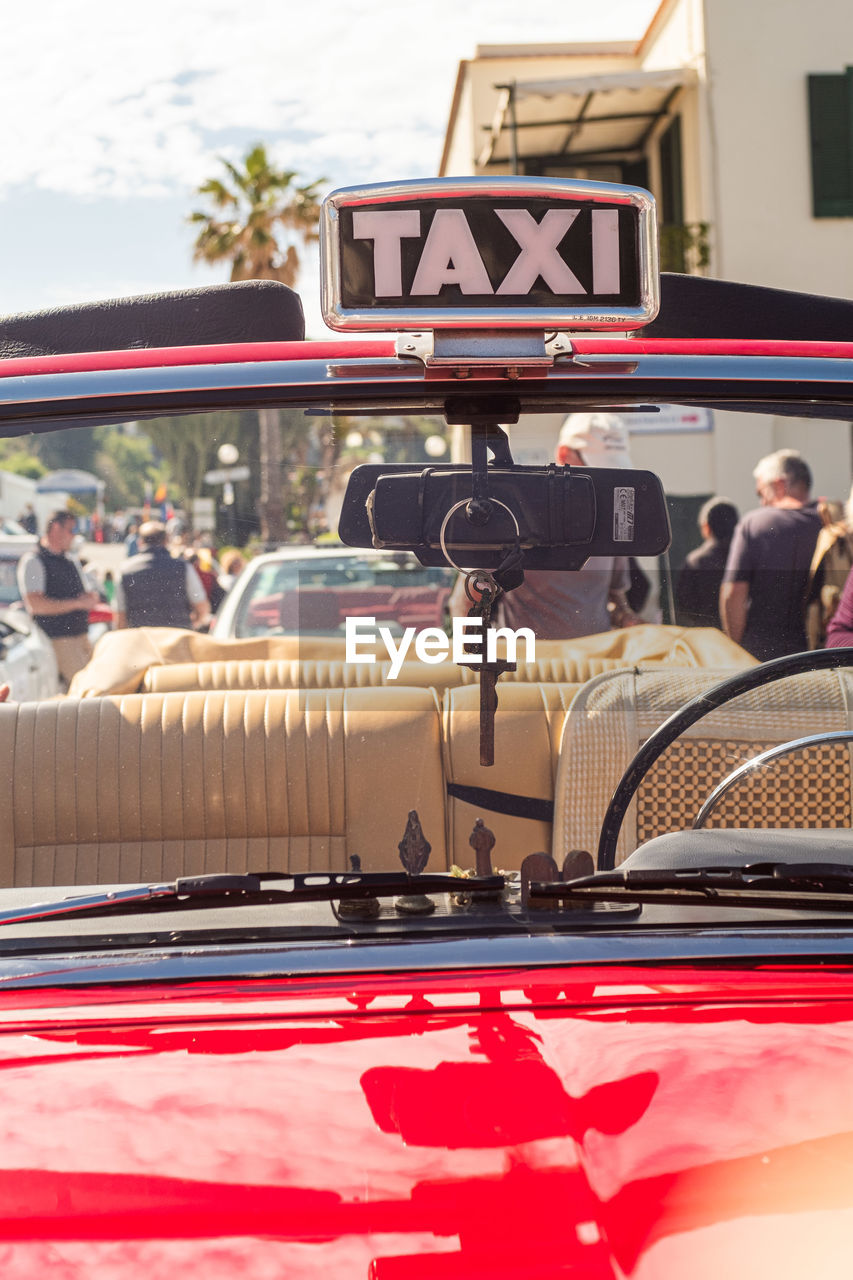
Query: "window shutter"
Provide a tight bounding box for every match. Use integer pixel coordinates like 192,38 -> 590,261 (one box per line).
808,68 -> 853,218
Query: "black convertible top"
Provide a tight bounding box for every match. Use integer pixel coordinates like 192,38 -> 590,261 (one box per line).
1,273 -> 853,360
0,279 -> 305,358
644,273 -> 853,340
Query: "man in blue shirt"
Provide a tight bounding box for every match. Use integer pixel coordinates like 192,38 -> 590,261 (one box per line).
721,450 -> 822,661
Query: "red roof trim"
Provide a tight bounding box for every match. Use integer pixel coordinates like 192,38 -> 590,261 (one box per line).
573,339 -> 853,358
1,337 -> 852,380
0,340 -> 396,379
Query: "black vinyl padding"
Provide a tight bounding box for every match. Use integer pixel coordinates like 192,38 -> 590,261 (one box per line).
620,828 -> 853,870
0,279 -> 305,358
644,273 -> 853,341
4,272 -> 852,359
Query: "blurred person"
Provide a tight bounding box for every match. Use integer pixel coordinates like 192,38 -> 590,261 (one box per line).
167,515 -> 190,547
823,566 -> 853,647
720,449 -> 822,661
17,504 -> 37,535
186,546 -> 226,614
676,497 -> 739,628
218,549 -> 246,594
804,490 -> 853,647
114,521 -> 208,630
16,510 -> 100,686
124,520 -> 140,558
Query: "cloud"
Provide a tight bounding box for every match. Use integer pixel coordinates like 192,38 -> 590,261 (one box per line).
0,0 -> 658,315
2,0 -> 656,200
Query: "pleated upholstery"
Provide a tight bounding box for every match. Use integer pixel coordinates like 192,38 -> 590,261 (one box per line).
141,655 -> 652,695
143,659 -> 465,694
553,667 -> 853,866
0,687 -> 446,886
478,656 -> 661,684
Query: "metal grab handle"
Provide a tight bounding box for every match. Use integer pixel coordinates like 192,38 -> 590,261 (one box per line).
693,729 -> 853,829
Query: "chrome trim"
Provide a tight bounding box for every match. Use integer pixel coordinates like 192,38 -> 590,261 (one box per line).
2,353 -> 853,409
1,355 -> 852,433
694,730 -> 853,829
2,929 -> 853,989
395,329 -> 557,368
320,176 -> 659,332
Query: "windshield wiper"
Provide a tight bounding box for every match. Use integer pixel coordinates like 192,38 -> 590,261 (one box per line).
0,870 -> 505,929
531,862 -> 853,913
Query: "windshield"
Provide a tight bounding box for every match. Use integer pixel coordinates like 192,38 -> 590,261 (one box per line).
0,382 -> 850,951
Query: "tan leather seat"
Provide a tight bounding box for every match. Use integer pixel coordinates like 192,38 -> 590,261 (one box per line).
143,659 -> 467,694
136,635 -> 749,696
0,688 -> 447,886
442,682 -> 582,870
553,666 -> 853,866
139,654 -> 667,696
73,623 -> 754,697
68,630 -> 362,697
485,656 -> 662,684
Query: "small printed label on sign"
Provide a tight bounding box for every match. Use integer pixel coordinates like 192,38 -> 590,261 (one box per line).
613,487 -> 635,542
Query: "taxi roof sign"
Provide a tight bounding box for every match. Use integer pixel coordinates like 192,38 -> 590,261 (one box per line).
321,177 -> 658,332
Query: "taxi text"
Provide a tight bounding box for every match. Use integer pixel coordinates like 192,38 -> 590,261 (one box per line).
351,207 -> 620,297
345,616 -> 535,678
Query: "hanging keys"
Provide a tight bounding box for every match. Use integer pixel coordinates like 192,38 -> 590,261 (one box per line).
460,571 -> 517,767
464,570 -> 499,627
492,542 -> 525,594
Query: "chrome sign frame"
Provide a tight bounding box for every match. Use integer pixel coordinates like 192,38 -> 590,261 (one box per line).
320,176 -> 659,333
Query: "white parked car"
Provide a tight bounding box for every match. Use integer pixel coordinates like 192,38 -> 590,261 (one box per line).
212,546 -> 454,640
0,538 -> 60,699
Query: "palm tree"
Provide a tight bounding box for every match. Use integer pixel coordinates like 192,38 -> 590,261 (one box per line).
189,144 -> 323,543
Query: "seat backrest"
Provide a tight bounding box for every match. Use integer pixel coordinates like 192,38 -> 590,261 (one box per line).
142,656 -> 642,695
0,688 -> 447,886
442,682 -> 582,869
143,659 -> 386,692
553,666 -> 853,866
143,659 -> 467,694
494,656 -> 662,684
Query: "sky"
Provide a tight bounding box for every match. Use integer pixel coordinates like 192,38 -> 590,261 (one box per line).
1,0 -> 660,336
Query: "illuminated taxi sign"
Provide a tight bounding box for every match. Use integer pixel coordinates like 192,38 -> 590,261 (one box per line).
321,177 -> 658,332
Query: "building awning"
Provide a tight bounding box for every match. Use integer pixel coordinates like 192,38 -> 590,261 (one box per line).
478,66 -> 697,171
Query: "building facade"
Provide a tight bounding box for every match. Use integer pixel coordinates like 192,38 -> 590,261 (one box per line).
440,0 -> 853,520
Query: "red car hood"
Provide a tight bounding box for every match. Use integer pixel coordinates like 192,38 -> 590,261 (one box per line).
0,962 -> 851,1278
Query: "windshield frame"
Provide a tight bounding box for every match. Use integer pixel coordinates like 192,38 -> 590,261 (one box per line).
3,345 -> 853,431
2,336 -> 853,967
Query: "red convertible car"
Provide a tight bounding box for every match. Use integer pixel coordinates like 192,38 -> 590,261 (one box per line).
1,177 -> 853,1278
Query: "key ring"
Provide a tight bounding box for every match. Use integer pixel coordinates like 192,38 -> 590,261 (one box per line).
438,498 -> 521,575
464,570 -> 500,607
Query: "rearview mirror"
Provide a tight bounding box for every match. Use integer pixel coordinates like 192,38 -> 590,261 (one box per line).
339,463 -> 671,570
